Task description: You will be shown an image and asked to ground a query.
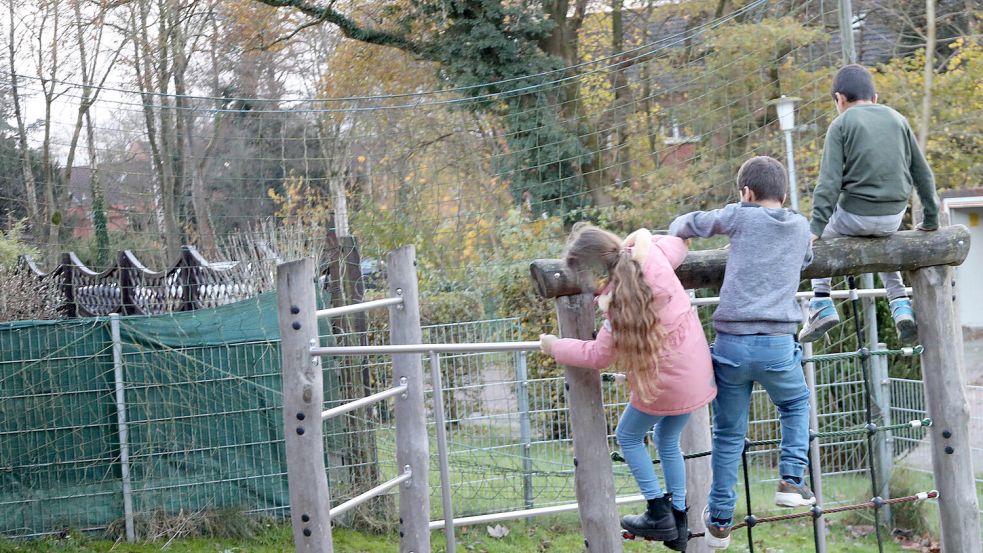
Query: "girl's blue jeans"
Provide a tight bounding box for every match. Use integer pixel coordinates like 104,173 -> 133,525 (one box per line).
708,332 -> 811,522
616,403 -> 690,510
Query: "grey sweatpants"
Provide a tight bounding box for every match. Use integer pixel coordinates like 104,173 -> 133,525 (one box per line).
811,206 -> 908,300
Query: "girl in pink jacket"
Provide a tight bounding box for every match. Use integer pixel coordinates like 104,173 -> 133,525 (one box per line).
540,224 -> 715,549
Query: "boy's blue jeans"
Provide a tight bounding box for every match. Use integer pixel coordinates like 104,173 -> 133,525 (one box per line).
616,404 -> 690,510
708,332 -> 811,521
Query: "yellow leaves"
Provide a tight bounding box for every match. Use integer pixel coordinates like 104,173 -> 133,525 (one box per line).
269,175 -> 333,227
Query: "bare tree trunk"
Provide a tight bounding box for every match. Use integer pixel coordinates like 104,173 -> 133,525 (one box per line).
7,0 -> 40,237
639,0 -> 658,163
159,2 -> 184,249
171,5 -> 217,254
129,0 -> 180,258
71,0 -> 123,265
37,0 -> 63,258
610,0 -> 632,187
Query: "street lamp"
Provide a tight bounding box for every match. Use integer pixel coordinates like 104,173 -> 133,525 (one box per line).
769,96 -> 801,211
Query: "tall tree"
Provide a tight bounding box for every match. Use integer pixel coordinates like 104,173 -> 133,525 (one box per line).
64,0 -> 126,265
6,0 -> 40,239
252,0 -> 592,215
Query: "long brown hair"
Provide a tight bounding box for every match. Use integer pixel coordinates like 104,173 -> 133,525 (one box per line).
564,224 -> 666,401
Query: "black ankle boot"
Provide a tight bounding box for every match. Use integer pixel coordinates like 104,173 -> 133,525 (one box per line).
620,495 -> 677,540
663,505 -> 689,551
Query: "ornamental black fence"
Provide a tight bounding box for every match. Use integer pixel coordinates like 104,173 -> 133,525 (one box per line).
18,246 -> 256,317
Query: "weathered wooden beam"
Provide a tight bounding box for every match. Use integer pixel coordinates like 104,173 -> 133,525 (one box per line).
909,266 -> 982,552
530,226 -> 971,297
276,258 -> 333,553
681,405 -> 712,553
555,293 -> 623,553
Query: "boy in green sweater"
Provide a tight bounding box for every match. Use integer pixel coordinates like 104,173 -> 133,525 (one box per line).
800,64 -> 939,344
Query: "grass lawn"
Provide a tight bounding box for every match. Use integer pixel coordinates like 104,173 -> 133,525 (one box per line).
0,468 -> 954,553
0,514 -> 919,553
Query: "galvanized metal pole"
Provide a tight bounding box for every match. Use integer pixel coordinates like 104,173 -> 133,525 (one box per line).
429,352 -> 457,553
387,246 -> 431,553
516,351 -> 534,512
109,314 -> 135,543
784,129 -> 800,212
861,273 -> 891,528
873,342 -> 893,528
800,300 -> 827,553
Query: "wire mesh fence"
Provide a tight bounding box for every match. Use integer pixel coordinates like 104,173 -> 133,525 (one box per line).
890,377 -> 983,521
2,291 -> 977,542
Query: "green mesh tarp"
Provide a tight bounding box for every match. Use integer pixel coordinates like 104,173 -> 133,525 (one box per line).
0,290 -> 337,537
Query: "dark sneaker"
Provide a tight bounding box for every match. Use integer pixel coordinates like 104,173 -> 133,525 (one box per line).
890,298 -> 918,344
621,495 -> 677,540
663,506 -> 689,551
799,298 -> 839,342
775,479 -> 817,507
702,506 -> 732,550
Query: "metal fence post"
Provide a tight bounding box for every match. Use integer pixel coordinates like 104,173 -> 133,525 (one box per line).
800,300 -> 827,553
862,274 -> 892,527
873,342 -> 893,527
516,351 -> 534,511
387,246 -> 431,553
429,352 -> 457,553
109,314 -> 135,543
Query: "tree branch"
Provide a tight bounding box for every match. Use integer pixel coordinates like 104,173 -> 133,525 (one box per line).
251,0 -> 425,56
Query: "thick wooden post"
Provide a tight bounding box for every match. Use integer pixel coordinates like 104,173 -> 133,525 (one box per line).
680,405 -> 712,553
276,258 -> 332,553
387,246 -> 431,553
556,293 -> 623,553
910,265 -> 981,553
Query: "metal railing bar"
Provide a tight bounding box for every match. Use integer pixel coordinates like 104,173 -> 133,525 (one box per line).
311,341 -> 542,356
328,466 -> 413,519
690,287 -> 912,307
314,296 -> 404,319
428,494 -> 645,530
321,379 -> 408,420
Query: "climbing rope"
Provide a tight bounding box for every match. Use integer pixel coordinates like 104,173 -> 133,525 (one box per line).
678,490 -> 941,539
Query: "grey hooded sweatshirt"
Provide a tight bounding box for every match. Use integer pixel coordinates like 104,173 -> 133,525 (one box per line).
669,202 -> 814,335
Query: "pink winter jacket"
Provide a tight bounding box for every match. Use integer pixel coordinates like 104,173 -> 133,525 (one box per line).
551,233 -> 716,416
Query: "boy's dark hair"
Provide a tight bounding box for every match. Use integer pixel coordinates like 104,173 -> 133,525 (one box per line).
737,156 -> 787,202
832,64 -> 876,102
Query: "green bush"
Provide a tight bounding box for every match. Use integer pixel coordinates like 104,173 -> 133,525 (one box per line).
0,221 -> 37,269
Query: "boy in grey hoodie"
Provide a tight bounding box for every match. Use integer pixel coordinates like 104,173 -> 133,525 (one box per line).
669,156 -> 814,550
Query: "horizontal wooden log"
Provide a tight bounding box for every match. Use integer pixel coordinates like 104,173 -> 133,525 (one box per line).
529,226 -> 971,298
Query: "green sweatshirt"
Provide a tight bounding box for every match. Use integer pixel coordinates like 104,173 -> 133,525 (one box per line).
811,104 -> 938,237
